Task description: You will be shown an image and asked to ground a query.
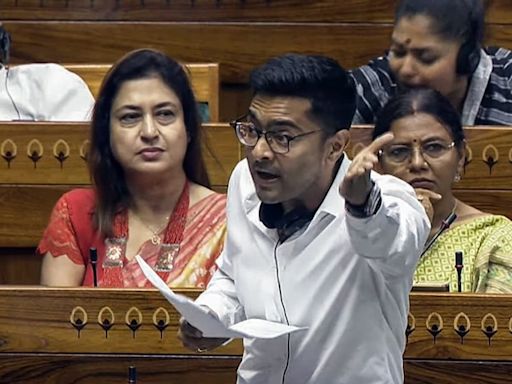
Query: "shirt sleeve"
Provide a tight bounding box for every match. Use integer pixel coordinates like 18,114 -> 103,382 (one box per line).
195,163 -> 246,327
37,193 -> 85,265
345,173 -> 430,279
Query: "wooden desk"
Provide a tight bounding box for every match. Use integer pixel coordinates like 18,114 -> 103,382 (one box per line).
1,289 -> 511,383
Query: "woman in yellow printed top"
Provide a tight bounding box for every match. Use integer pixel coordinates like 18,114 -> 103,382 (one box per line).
373,87 -> 512,292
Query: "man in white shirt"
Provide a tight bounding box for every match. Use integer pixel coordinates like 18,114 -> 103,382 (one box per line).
0,25 -> 94,121
179,54 -> 430,383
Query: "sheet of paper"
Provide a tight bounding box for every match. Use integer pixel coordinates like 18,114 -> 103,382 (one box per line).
136,255 -> 307,339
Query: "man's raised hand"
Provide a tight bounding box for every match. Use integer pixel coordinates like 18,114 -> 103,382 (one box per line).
339,133 -> 394,205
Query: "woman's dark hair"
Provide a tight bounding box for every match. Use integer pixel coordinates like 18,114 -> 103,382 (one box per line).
373,88 -> 465,147
395,0 -> 485,45
89,48 -> 209,236
249,53 -> 356,135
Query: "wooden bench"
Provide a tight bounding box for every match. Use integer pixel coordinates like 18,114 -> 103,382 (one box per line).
0,124 -> 511,284
1,287 -> 511,383
3,0 -> 511,119
63,63 -> 220,122
0,122 -> 241,284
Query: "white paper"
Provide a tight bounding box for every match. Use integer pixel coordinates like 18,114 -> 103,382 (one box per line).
136,255 -> 307,339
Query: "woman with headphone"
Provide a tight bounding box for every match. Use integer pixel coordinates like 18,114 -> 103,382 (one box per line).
350,0 -> 512,126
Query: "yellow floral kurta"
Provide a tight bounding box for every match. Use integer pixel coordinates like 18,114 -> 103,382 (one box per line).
414,215 -> 512,292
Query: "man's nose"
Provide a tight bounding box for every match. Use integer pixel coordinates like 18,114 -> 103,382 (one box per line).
250,134 -> 273,160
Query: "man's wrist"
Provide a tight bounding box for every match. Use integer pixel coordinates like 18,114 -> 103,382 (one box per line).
345,182 -> 382,218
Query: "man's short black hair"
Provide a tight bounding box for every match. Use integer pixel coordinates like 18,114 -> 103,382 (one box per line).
249,54 -> 356,134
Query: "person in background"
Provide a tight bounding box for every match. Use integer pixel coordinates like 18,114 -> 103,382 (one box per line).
351,0 -> 512,126
38,49 -> 226,288
374,88 -> 512,292
0,24 -> 94,121
178,53 -> 429,384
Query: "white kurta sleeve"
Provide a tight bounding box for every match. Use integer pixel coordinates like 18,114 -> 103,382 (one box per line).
37,64 -> 95,121
346,173 -> 430,279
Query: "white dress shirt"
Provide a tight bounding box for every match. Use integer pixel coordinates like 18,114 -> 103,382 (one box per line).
0,64 -> 94,121
197,157 -> 430,384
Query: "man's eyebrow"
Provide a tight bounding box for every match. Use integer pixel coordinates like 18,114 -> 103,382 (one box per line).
268,119 -> 301,130
246,112 -> 301,131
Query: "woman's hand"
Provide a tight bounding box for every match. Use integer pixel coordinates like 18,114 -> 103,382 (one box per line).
414,188 -> 441,223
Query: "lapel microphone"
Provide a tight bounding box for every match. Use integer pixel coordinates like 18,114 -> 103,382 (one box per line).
420,211 -> 457,259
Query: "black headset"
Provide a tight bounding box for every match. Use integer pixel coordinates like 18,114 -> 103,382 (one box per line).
0,26 -> 11,66
455,0 -> 483,75
260,203 -> 314,243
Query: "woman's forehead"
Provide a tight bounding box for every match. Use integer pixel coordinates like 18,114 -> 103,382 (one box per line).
392,14 -> 456,49
390,113 -> 453,139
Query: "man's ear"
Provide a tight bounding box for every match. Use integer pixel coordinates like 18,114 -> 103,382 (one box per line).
327,129 -> 350,162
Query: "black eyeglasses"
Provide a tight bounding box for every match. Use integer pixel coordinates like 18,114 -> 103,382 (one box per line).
230,116 -> 322,154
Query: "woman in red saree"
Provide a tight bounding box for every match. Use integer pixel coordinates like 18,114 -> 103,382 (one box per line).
38,49 -> 226,288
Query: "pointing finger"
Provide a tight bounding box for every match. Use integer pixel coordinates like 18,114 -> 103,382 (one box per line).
366,132 -> 395,155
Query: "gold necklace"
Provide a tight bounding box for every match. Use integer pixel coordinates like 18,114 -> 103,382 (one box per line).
131,211 -> 170,245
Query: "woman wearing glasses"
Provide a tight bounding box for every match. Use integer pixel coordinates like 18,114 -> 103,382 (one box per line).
374,88 -> 512,292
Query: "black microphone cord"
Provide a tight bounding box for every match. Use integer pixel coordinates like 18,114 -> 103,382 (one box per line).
274,241 -> 291,384
420,211 -> 457,259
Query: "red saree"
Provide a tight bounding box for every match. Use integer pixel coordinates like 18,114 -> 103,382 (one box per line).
38,187 -> 226,288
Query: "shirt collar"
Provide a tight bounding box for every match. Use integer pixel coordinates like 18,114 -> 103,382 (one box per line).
461,49 -> 492,125
242,154 -> 352,222
316,154 -> 351,219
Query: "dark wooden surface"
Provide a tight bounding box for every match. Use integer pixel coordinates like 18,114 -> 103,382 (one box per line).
5,21 -> 511,119
1,289 -> 512,383
3,1 -> 511,120
1,124 -> 512,285
0,1 -> 510,24
0,122 -> 239,186
404,361 -> 512,384
0,248 -> 41,285
0,354 -> 240,384
0,122 -> 239,249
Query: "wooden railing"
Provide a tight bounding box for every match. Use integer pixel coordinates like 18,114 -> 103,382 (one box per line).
0,0 -> 510,23
0,122 -> 241,284
1,123 -> 512,284
62,63 -> 220,122
4,1 -> 511,119
0,288 -> 511,383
